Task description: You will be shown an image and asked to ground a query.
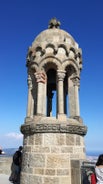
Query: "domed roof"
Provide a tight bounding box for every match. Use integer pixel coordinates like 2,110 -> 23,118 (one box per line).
27,18 -> 82,71
32,18 -> 78,48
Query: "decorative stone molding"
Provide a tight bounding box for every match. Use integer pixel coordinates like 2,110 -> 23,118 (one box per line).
21,123 -> 87,136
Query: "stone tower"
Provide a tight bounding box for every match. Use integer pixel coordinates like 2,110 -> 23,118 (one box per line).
21,18 -> 87,184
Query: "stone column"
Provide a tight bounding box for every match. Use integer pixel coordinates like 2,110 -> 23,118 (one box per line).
68,75 -> 80,118
26,74 -> 33,119
35,72 -> 47,116
72,76 -> 80,116
43,78 -> 47,116
57,70 -> 66,119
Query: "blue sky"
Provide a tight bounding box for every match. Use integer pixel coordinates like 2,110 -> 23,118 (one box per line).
0,0 -> 103,152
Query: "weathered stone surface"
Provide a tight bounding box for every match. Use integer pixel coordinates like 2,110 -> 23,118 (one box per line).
43,176 -> 59,184
76,135 -> 80,145
55,134 -> 65,145
21,174 -> 42,184
21,122 -> 87,136
47,154 -> 70,168
45,169 -> 55,175
51,146 -> 60,153
66,134 -> 75,145
57,169 -> 69,175
29,154 -> 45,167
43,134 -> 56,145
60,177 -> 71,184
28,134 -> 35,145
35,134 -> 43,145
31,146 -> 50,153
61,146 -> 73,153
30,175 -> 42,184
34,168 -> 44,175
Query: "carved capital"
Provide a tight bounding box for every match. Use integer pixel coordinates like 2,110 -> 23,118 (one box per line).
35,72 -> 47,84
57,70 -> 66,81
71,75 -> 80,87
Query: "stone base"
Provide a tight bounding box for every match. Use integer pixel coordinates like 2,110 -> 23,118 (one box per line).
20,133 -> 86,184
20,116 -> 87,184
57,114 -> 67,121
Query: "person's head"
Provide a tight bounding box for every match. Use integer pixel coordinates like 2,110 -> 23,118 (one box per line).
96,154 -> 103,166
18,146 -> 23,151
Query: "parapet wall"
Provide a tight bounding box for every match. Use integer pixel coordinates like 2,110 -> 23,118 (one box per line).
0,156 -> 12,175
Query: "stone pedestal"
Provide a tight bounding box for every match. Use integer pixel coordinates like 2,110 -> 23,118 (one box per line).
20,118 -> 87,184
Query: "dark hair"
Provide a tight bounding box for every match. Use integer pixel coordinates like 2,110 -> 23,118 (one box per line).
19,146 -> 23,151
96,154 -> 103,166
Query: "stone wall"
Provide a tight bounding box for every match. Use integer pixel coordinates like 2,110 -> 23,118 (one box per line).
0,156 -> 12,175
21,133 -> 85,184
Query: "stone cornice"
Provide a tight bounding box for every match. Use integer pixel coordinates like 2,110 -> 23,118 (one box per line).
21,122 -> 87,136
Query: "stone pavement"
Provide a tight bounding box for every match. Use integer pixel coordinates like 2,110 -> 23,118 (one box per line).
0,174 -> 11,184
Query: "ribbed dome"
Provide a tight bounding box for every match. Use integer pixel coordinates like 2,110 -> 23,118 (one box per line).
32,28 -> 77,48
31,18 -> 78,49
26,18 -> 82,71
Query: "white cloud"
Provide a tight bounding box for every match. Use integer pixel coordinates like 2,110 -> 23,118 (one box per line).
6,132 -> 23,140
0,133 -> 23,148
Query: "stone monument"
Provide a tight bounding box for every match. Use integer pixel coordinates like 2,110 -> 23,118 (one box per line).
20,18 -> 87,184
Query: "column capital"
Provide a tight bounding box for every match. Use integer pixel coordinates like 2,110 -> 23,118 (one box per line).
71,75 -> 80,87
57,70 -> 66,81
35,72 -> 47,83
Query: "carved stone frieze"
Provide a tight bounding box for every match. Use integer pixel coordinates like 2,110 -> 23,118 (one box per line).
21,123 -> 87,136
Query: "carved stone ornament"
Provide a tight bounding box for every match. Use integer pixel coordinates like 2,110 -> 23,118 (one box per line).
21,123 -> 87,136
48,18 -> 61,29
57,71 -> 66,81
71,76 -> 80,87
35,72 -> 47,84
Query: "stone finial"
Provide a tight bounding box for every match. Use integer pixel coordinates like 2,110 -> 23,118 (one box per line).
48,18 -> 61,29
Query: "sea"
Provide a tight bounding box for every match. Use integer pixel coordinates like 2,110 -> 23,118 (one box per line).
1,148 -> 17,157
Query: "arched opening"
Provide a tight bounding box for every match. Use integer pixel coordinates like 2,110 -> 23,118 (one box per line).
47,69 -> 56,117
64,74 -> 68,116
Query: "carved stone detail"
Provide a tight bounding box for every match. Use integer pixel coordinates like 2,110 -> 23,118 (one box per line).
48,18 -> 61,29
57,70 -> 66,81
35,72 -> 47,84
21,123 -> 87,136
71,75 -> 80,87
